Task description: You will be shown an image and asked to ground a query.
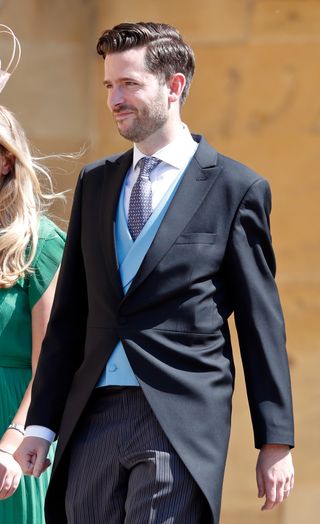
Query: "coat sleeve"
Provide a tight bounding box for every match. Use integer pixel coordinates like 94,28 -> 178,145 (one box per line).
225,177 -> 294,449
26,171 -> 88,434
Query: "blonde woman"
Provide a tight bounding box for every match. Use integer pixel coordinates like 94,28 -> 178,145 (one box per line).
0,105 -> 65,523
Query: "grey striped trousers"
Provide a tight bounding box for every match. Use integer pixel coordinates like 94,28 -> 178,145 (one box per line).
65,387 -> 205,523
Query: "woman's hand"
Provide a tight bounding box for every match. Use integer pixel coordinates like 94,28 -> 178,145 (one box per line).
0,451 -> 22,499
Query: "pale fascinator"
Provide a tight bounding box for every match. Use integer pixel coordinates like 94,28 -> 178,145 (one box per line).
0,24 -> 21,93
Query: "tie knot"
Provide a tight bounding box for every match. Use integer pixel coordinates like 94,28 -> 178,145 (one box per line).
138,156 -> 161,178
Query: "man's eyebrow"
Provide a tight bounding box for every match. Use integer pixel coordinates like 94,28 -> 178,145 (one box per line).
103,75 -> 143,86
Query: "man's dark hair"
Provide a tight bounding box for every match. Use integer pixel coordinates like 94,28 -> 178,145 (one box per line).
96,22 -> 195,105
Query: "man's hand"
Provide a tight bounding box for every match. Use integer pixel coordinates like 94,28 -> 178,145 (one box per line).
256,444 -> 294,511
13,437 -> 51,478
0,452 -> 22,499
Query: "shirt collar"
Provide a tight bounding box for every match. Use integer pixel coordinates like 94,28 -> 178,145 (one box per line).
133,124 -> 197,170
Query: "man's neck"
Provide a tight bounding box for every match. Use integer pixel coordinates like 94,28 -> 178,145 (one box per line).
135,119 -> 184,156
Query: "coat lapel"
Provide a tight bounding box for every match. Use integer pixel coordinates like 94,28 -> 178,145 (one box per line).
100,148 -> 133,301
125,136 -> 222,298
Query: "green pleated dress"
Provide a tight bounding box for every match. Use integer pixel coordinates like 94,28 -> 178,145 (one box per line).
0,216 -> 65,524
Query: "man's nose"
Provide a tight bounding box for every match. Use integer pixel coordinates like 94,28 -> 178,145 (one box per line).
108,87 -> 124,110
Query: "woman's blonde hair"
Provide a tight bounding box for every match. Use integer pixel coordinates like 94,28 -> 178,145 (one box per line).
0,105 -> 64,287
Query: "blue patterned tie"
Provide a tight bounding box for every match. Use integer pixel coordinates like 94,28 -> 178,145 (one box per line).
128,156 -> 161,240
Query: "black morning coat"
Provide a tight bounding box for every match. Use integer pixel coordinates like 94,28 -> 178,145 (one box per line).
27,135 -> 294,524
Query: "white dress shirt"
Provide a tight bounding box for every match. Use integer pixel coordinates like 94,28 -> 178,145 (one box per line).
126,124 -> 198,217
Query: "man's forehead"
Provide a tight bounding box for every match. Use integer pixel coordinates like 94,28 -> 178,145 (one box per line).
104,47 -> 154,80
104,47 -> 147,68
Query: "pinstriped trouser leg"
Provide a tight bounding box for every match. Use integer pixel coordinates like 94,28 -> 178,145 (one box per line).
65,388 -> 205,523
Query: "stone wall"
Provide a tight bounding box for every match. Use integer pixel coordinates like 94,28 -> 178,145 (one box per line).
1,1 -> 318,522
0,0 -> 96,222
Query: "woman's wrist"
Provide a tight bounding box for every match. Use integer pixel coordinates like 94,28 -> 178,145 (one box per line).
7,422 -> 25,436
0,425 -> 25,453
0,447 -> 13,455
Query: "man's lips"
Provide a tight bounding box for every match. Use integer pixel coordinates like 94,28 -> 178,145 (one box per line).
114,112 -> 134,120
113,108 -> 136,121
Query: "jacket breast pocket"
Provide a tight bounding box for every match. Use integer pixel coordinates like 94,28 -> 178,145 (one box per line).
175,233 -> 217,244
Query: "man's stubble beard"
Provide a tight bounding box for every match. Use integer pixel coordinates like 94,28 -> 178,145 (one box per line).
116,93 -> 168,144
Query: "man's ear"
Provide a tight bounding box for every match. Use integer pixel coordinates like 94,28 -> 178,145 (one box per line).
168,73 -> 186,103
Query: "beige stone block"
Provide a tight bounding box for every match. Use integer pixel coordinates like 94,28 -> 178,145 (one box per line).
252,0 -> 320,42
97,0 -> 251,44
292,349 -> 320,464
184,42 -> 320,141
285,351 -> 320,524
283,486 -> 319,524
0,0 -> 34,39
2,41 -> 90,142
0,0 -> 94,43
279,282 -> 320,353
221,507 -> 283,524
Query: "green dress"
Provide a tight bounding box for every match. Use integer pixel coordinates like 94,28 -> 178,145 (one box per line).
0,217 -> 65,524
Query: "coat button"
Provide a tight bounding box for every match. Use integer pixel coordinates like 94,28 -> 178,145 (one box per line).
108,363 -> 117,372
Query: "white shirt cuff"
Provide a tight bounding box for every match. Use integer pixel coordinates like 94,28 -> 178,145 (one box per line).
25,425 -> 56,443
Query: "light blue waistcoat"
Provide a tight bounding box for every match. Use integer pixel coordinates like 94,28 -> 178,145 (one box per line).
96,168 -> 185,387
